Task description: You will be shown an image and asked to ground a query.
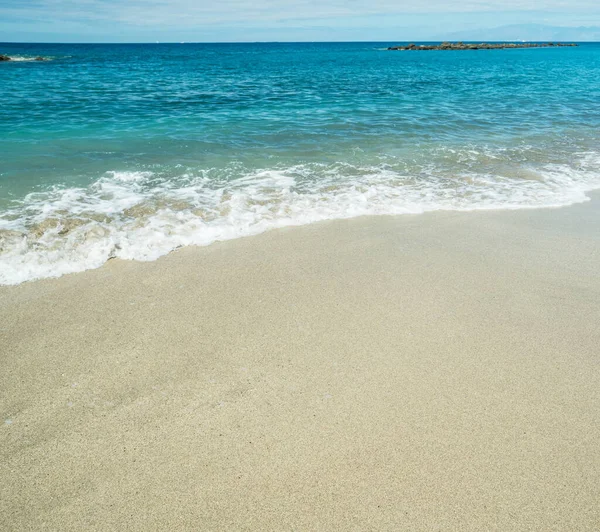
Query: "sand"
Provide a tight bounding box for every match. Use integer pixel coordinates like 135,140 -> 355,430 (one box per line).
1,196 -> 600,530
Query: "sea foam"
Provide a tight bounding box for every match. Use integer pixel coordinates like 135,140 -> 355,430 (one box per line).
2,55 -> 53,62
1,152 -> 599,285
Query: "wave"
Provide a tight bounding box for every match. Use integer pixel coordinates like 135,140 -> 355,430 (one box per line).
1,151 -> 599,285
1,55 -> 53,62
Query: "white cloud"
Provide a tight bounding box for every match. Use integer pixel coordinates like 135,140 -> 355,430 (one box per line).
3,0 -> 600,28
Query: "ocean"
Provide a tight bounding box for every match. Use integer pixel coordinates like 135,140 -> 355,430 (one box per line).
1,42 -> 599,285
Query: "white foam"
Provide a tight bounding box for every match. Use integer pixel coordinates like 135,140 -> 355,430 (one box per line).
3,56 -> 52,62
106,171 -> 154,183
1,152 -> 599,285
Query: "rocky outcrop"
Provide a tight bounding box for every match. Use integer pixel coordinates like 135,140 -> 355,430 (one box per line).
388,42 -> 578,51
0,55 -> 49,61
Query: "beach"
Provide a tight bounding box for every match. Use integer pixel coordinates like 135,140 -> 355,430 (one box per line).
1,196 -> 599,530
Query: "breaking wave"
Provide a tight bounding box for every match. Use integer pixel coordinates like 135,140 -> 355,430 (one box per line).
1,150 -> 599,285
1,55 -> 53,62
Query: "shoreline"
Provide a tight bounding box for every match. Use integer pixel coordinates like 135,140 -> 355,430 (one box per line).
2,184 -> 600,287
1,197 -> 600,529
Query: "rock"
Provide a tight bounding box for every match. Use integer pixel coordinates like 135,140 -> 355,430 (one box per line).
0,55 -> 49,62
387,42 -> 578,51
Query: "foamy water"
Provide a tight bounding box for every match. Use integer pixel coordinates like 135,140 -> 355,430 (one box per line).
1,55 -> 53,61
1,150 -> 599,285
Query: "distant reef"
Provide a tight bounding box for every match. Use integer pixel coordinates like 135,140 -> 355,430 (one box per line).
387,42 -> 578,51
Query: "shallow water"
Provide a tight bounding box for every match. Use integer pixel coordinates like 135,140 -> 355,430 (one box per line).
1,42 -> 599,284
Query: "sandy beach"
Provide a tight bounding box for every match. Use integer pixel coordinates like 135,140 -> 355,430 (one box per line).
1,196 -> 599,530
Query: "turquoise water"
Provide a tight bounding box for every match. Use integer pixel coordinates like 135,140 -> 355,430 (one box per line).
1,42 -> 599,284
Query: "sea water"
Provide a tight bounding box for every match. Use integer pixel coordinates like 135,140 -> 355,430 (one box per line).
1,42 -> 599,284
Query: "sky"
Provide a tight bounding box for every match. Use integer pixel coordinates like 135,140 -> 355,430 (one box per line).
1,0 -> 599,42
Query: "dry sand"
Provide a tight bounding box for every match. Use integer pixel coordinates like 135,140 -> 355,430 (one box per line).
1,196 -> 600,530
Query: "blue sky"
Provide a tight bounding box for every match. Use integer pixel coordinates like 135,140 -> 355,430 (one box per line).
1,0 -> 599,42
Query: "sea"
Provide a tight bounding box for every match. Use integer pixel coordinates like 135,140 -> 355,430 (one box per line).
1,42 -> 599,285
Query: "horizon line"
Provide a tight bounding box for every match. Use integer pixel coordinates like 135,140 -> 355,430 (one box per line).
1,39 -> 593,45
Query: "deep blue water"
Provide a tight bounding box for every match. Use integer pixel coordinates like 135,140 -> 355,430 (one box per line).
1,42 -> 599,284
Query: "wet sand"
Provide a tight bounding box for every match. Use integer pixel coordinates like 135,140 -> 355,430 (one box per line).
1,196 -> 599,530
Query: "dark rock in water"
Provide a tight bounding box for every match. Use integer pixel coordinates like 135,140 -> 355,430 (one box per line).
387,42 -> 578,51
0,55 -> 49,62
